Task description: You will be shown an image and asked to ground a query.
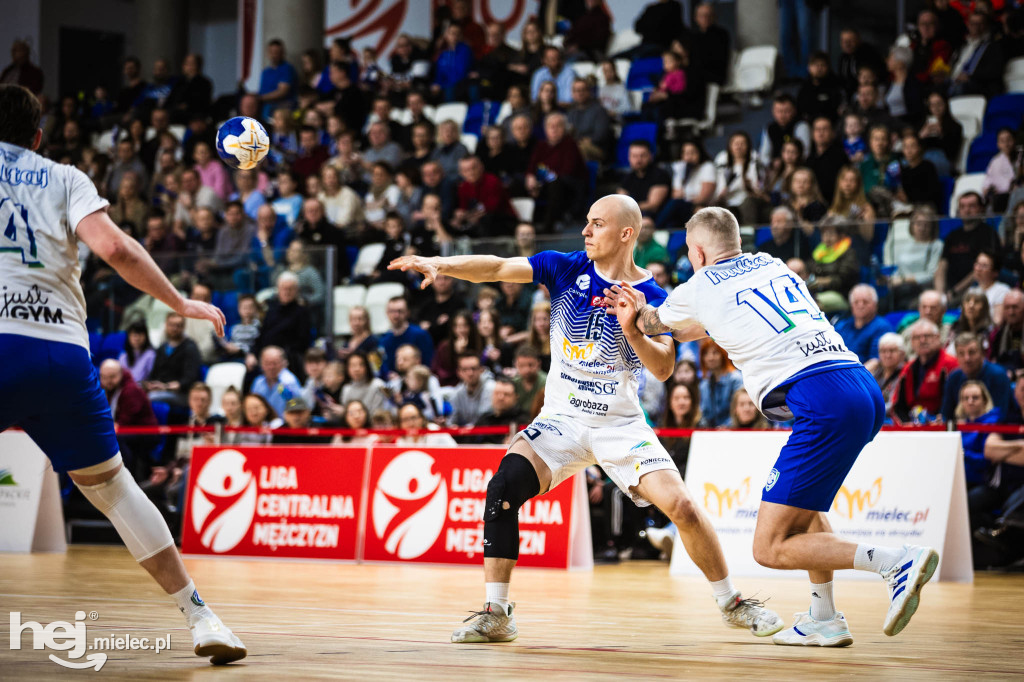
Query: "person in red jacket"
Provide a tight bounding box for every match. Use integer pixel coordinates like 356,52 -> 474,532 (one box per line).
453,155 -> 515,237
525,112 -> 586,233
99,358 -> 159,477
892,319 -> 959,423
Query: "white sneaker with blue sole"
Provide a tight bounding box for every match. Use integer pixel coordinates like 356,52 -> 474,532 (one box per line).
882,544 -> 939,636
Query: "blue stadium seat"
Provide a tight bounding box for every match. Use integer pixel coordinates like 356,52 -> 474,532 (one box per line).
626,57 -> 663,91
220,291 -> 240,327
939,176 -> 955,215
938,217 -> 961,239
966,132 -> 999,173
667,231 -> 687,259
615,122 -> 658,168
88,332 -> 103,361
755,227 -> 772,247
586,160 -> 599,200
870,221 -> 889,262
982,93 -> 1024,133
884,311 -> 910,329
463,101 -> 486,135
98,331 -> 125,363
151,401 -> 170,425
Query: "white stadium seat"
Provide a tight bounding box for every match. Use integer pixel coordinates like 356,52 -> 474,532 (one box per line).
206,362 -> 247,415
607,28 -> 641,56
365,282 -> 406,334
949,95 -> 985,141
724,46 -> 777,95
949,173 -> 986,217
494,100 -> 513,125
352,243 -> 386,279
433,102 -> 469,128
460,133 -> 478,154
332,284 -> 368,336
1005,57 -> 1024,91
511,197 -> 535,222
572,61 -> 597,80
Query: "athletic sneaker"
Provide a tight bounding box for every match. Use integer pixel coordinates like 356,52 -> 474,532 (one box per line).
643,526 -> 675,558
881,544 -> 939,636
719,594 -> 785,636
451,602 -> 518,643
773,611 -> 853,647
190,611 -> 247,665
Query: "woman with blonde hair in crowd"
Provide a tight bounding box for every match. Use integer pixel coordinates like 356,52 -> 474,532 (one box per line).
237,393 -> 280,444
828,165 -> 876,244
728,388 -> 770,429
948,290 -> 994,354
890,205 -> 943,309
783,167 -> 827,236
107,171 -> 149,235
526,301 -> 551,372
432,311 -> 485,387
331,399 -> 380,446
698,338 -> 742,427
395,402 -> 457,446
866,332 -> 907,420
340,352 -> 389,416
217,387 -> 246,444
662,382 -> 703,472
956,380 -> 1000,488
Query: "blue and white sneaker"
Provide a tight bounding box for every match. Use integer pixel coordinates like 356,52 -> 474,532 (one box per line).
881,545 -> 939,636
772,611 -> 853,647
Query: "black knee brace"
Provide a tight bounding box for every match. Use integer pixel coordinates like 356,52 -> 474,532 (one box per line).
483,453 -> 540,560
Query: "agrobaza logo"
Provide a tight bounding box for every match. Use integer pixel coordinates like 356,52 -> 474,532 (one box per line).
190,449 -> 258,553
566,392 -> 609,413
372,450 -> 448,559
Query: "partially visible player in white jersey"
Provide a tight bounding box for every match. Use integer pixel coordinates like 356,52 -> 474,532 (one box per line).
0,84 -> 246,664
609,207 -> 938,646
390,195 -> 783,644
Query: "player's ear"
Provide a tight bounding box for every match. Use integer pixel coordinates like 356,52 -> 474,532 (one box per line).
31,128 -> 42,151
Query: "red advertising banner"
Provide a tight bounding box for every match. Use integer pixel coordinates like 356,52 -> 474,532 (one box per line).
361,446 -> 589,569
182,446 -> 369,560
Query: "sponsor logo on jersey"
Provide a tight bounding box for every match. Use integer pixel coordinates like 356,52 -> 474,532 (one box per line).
561,338 -> 596,361
559,371 -> 617,395
590,295 -> 607,307
0,285 -> 64,325
764,468 -> 780,492
0,163 -> 49,188
795,330 -> 850,357
534,420 -> 563,436
576,274 -> 590,291
633,455 -> 672,472
703,253 -> 773,285
566,392 -> 609,415
629,440 -> 654,451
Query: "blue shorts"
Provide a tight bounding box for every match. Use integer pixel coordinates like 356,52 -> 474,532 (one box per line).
0,334 -> 119,473
761,364 -> 884,512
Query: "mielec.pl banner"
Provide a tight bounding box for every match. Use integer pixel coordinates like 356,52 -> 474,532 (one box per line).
670,431 -> 973,582
182,446 -> 369,560
361,446 -> 592,569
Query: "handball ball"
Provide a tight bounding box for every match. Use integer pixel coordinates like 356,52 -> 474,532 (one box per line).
216,116 -> 270,170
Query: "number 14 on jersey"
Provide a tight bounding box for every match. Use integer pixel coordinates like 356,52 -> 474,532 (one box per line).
736,274 -> 822,334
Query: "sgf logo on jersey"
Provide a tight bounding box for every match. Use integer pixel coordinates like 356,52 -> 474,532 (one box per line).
575,274 -> 591,291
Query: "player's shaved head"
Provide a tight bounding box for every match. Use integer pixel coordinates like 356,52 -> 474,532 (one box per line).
594,194 -> 642,240
684,207 -> 742,269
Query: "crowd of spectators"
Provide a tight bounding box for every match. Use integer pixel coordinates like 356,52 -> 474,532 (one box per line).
8,0 -> 1024,565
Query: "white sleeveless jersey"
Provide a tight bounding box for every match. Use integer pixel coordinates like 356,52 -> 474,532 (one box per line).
0,142 -> 107,350
528,251 -> 669,427
658,253 -> 860,411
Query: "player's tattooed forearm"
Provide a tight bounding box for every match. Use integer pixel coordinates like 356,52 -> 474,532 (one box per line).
637,305 -> 671,335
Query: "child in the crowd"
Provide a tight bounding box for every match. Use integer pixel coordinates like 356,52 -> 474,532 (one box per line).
843,113 -> 868,164
217,294 -> 261,360
302,348 -> 328,416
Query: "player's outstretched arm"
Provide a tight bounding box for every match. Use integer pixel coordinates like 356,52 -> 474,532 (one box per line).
77,209 -> 227,336
388,254 -> 533,289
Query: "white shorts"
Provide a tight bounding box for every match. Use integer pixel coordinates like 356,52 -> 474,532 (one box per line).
510,414 -> 678,506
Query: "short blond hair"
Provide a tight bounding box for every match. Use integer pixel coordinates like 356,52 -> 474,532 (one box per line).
686,207 -> 741,250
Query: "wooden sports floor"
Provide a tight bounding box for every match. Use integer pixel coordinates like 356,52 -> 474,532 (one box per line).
2,546 -> 1023,680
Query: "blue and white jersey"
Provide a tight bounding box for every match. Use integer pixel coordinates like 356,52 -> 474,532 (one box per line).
528,250 -> 668,427
658,253 -> 859,413
0,142 -> 106,350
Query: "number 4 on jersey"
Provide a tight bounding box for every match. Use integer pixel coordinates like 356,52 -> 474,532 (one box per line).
736,274 -> 822,333
0,198 -> 42,268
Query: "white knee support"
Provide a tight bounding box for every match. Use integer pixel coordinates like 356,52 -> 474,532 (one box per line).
73,460 -> 175,562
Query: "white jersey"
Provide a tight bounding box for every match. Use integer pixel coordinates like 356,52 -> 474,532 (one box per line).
0,142 -> 106,350
528,251 -> 668,427
658,253 -> 859,415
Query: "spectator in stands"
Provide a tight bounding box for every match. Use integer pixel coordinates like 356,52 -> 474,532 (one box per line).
107,171 -> 149,236
180,282 -> 219,364
984,128 -> 1019,214
501,114 -> 536,195
332,399 -> 378,445
890,206 -> 944,309
567,78 -> 612,163
511,344 -> 546,414
253,271 -> 313,369
433,24 -> 474,103
843,112 -> 869,166
838,28 -> 885,98
396,402 -> 457,446
645,49 -> 689,123
911,9 -> 954,83
828,166 -> 877,249
919,91 -> 964,176
971,251 -> 1012,324
886,46 -> 927,128
760,93 -> 811,164
632,217 -> 670,269
139,108 -> 171,173
729,387 -> 770,429
144,312 -> 202,407
213,201 -> 256,280
949,11 -> 1007,98
430,120 -> 469,182
216,294 -> 261,361
230,169 -> 266,221
989,288 -> 1024,374
797,51 -> 844,124
806,116 -> 849,206
474,376 -> 526,444
251,345 -> 303,418
177,168 -> 224,226
362,121 -> 404,177
526,112 -> 586,232
661,382 -> 702,472
117,56 -> 147,119
415,273 -> 465,344
633,0 -> 685,54
362,162 -> 400,232
274,240 -> 326,313
767,139 -> 805,203
618,140 -> 671,218
272,396 -> 331,444
899,289 -> 953,348
449,351 -> 495,427
453,155 -> 515,236
787,167 -> 829,230
293,197 -> 347,276
143,210 -> 185,275
1,40 -> 43,94
956,380 -> 1001,486
597,60 -> 630,121
477,22 -> 517,101
869,332 -> 908,417
380,296 -> 435,376
120,321 -> 156,383
836,284 -> 894,363
897,133 -> 944,212
337,306 -> 381,363
851,80 -> 896,131
950,289 -> 994,349
530,46 -> 576,106
432,310 -> 483,387
860,124 -> 901,206
165,53 -> 212,124
532,80 -> 564,132
935,192 -> 1002,300
386,35 -> 430,103
698,339 -> 742,427
341,351 -> 389,416
258,39 -> 298,119
893,318 -> 959,422
187,208 -> 221,271
320,62 -> 368,135
99,358 -> 158,475
807,217 -> 861,307
564,0 -> 612,63
942,331 -> 1011,421
525,302 -> 552,372
715,131 -> 768,225
289,126 -> 328,184
238,393 -> 279,444
977,374 -> 1024,530
107,138 -> 148,197
656,140 -> 716,229
764,206 -> 812,261
419,160 -> 458,222
315,165 -> 361,232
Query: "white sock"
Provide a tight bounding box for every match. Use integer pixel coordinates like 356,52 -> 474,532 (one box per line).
710,576 -> 738,609
809,581 -> 836,621
853,544 -> 904,575
485,582 -> 510,609
171,580 -> 211,622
